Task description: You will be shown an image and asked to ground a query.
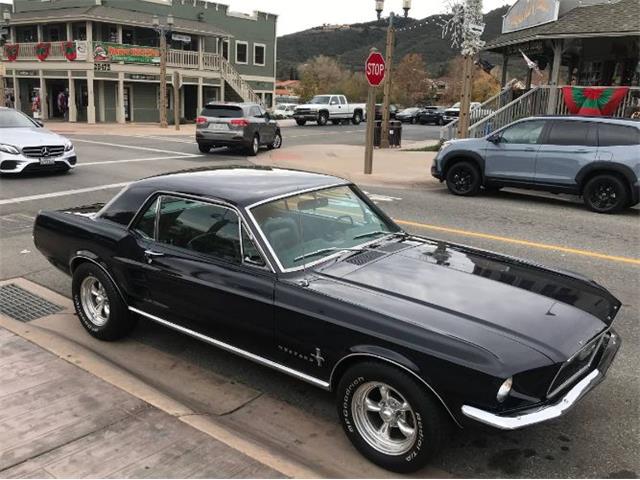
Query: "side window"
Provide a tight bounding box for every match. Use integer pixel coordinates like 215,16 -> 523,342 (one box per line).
133,197 -> 159,240
500,121 -> 546,144
546,121 -> 597,146
250,106 -> 262,118
339,96 -> 346,105
598,124 -> 640,146
330,96 -> 338,106
157,196 -> 241,262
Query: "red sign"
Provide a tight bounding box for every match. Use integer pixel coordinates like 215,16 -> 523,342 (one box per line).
365,52 -> 386,87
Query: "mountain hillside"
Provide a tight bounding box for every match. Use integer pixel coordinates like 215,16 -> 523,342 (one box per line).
277,6 -> 509,80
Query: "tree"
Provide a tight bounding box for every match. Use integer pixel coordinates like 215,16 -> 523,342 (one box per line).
393,54 -> 436,106
440,56 -> 501,105
297,55 -> 347,101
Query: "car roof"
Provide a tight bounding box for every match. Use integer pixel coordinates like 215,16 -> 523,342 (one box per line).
132,166 -> 349,208
523,116 -> 639,127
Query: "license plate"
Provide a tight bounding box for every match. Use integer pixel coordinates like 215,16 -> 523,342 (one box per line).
210,123 -> 229,131
39,158 -> 56,165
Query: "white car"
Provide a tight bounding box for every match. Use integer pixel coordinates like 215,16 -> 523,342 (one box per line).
273,103 -> 297,119
0,107 -> 77,175
293,95 -> 365,126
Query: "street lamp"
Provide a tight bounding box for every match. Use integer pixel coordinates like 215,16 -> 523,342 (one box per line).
374,0 -> 410,148
153,14 -> 174,128
0,10 -> 11,108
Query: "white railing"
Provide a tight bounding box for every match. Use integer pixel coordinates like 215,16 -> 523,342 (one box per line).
219,55 -> 262,105
202,52 -> 220,70
167,49 -> 199,69
0,41 -> 70,61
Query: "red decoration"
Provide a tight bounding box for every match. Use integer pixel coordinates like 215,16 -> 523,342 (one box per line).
562,86 -> 630,116
4,44 -> 19,62
63,41 -> 77,61
35,42 -> 51,61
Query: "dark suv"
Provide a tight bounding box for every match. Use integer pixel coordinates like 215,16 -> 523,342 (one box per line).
196,102 -> 282,156
431,116 -> 640,213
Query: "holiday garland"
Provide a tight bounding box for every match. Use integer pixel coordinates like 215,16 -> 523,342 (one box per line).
63,41 -> 77,61
562,86 -> 630,116
35,42 -> 51,61
4,44 -> 19,62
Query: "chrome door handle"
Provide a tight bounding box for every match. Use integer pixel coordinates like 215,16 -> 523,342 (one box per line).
144,250 -> 164,263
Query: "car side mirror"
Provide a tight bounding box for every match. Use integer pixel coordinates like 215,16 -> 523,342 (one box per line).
35,120 -> 44,127
487,133 -> 501,144
264,113 -> 271,121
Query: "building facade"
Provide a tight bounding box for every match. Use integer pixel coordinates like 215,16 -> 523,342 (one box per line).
0,0 -> 277,123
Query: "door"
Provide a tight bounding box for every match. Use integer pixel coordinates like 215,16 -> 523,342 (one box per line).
122,194 -> 276,356
535,120 -> 598,186
329,95 -> 342,118
484,119 -> 546,182
251,105 -> 274,144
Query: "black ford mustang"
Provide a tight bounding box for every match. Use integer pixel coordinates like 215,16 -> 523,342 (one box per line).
33,167 -> 621,472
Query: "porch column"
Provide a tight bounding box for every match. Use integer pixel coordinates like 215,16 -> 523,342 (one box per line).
197,77 -> 203,113
501,54 -> 509,87
97,80 -> 105,122
37,24 -> 43,42
198,36 -> 204,70
116,25 -> 123,43
220,79 -> 225,102
9,26 -> 16,43
68,72 -> 77,122
116,72 -> 125,123
12,71 -> 21,111
547,39 -> 564,114
86,20 -> 96,124
39,73 -> 48,120
66,22 -> 72,41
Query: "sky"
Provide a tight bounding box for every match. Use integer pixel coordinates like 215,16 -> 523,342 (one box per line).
1,0 -> 515,36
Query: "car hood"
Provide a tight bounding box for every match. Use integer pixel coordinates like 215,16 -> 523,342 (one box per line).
3,127 -> 67,147
312,238 -> 619,363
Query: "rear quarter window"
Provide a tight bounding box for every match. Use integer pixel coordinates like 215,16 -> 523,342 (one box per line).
201,106 -> 243,118
597,124 -> 640,146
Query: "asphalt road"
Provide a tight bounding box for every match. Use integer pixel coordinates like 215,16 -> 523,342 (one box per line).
0,129 -> 638,478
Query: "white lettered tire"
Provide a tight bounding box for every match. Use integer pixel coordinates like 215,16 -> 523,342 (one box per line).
336,361 -> 448,473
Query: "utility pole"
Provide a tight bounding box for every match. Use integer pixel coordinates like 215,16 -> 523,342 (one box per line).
153,14 -> 174,129
457,55 -> 474,138
380,13 -> 395,149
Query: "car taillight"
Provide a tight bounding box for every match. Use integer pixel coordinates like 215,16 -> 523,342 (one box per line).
230,119 -> 249,127
196,116 -> 207,125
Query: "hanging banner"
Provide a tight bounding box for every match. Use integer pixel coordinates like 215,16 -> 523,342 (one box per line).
4,44 -> 19,62
75,41 -> 88,61
35,42 -> 51,61
93,42 -> 160,64
503,0 -> 559,33
562,86 -> 630,116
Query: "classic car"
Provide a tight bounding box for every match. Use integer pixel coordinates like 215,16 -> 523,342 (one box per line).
33,167 -> 621,472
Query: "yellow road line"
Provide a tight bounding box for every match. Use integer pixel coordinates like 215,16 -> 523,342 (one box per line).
395,219 -> 640,266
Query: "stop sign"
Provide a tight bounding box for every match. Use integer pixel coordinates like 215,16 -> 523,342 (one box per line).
365,52 -> 386,87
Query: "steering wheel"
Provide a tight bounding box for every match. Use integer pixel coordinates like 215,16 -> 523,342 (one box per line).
336,215 -> 354,225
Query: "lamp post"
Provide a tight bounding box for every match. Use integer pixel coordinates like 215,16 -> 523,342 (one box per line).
375,0 -> 411,148
0,11 -> 11,108
153,14 -> 174,128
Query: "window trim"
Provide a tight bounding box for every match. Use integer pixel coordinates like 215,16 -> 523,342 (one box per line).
127,191 -> 274,272
253,42 -> 266,66
235,40 -> 249,65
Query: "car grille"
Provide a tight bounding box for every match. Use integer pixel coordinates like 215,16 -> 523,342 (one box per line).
547,332 -> 608,398
295,109 -> 313,115
22,145 -> 65,158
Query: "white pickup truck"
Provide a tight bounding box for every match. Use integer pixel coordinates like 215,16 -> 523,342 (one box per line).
293,95 -> 366,126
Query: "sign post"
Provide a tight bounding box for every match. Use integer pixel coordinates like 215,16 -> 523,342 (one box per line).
364,49 -> 386,175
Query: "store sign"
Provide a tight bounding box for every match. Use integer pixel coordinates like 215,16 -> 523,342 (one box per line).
128,74 -> 159,81
16,70 -> 37,77
172,34 -> 191,43
93,42 -> 160,64
503,0 -> 559,33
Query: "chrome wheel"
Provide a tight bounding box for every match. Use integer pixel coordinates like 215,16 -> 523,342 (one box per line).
80,276 -> 110,327
272,133 -> 282,149
352,381 -> 418,456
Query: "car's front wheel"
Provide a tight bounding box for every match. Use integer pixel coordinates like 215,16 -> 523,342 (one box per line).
72,263 -> 136,341
336,361 -> 447,473
445,161 -> 481,196
247,135 -> 260,156
583,174 -> 629,213
318,112 -> 329,126
352,112 -> 363,125
198,143 -> 211,153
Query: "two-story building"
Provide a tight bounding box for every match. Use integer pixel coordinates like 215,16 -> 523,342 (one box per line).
0,0 -> 277,124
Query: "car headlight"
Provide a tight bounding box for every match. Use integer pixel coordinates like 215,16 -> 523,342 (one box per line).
496,377 -> 513,403
64,141 -> 74,152
0,144 -> 20,155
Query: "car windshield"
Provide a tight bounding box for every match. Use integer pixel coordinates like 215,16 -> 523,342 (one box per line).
251,185 -> 400,270
0,109 -> 38,128
309,96 -> 331,105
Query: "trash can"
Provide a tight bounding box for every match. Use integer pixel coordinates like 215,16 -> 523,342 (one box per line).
374,120 -> 403,147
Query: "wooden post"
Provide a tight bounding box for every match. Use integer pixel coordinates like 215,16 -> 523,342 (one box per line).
159,32 -> 168,128
501,53 -> 508,88
380,15 -> 395,149
364,85 -> 376,174
547,39 -> 563,114
173,73 -> 180,131
457,55 -> 474,139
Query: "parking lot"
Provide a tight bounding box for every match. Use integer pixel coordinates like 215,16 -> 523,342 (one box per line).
1,121 -> 638,478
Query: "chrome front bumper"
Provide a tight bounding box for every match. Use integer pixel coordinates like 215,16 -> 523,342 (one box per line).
462,331 -> 620,430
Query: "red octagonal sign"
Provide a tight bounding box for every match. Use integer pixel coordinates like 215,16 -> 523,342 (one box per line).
365,52 -> 386,87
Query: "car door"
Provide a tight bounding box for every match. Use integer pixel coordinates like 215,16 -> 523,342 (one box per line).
329,96 -> 342,118
122,194 -> 276,357
484,119 -> 546,182
534,120 -> 598,186
256,106 -> 275,144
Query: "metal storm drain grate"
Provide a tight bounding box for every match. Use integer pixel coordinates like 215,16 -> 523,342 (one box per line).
0,284 -> 64,322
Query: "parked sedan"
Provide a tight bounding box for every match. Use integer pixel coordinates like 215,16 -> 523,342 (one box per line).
196,102 -> 282,156
374,103 -> 398,120
34,167 -> 621,472
395,107 -> 423,124
418,107 -> 446,125
0,107 -> 77,175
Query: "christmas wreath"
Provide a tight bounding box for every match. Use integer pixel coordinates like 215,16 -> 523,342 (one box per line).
63,41 -> 77,61
562,86 -> 630,116
35,42 -> 51,61
4,44 -> 19,62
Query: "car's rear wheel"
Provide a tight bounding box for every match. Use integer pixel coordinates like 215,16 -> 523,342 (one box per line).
247,134 -> 260,156
296,119 -> 307,126
352,112 -> 363,125
268,131 -> 282,150
198,143 -> 211,153
318,112 -> 329,126
583,174 -> 629,213
337,361 -> 447,473
72,263 -> 136,341
445,161 -> 481,196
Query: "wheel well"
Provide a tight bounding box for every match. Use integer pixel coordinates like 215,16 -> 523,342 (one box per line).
353,109 -> 363,116
70,256 -> 127,303
579,169 -> 631,196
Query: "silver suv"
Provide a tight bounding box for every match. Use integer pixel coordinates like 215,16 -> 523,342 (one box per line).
432,116 -> 640,213
196,102 -> 282,156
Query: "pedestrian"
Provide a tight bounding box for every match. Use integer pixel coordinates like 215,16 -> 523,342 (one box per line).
57,89 -> 69,121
